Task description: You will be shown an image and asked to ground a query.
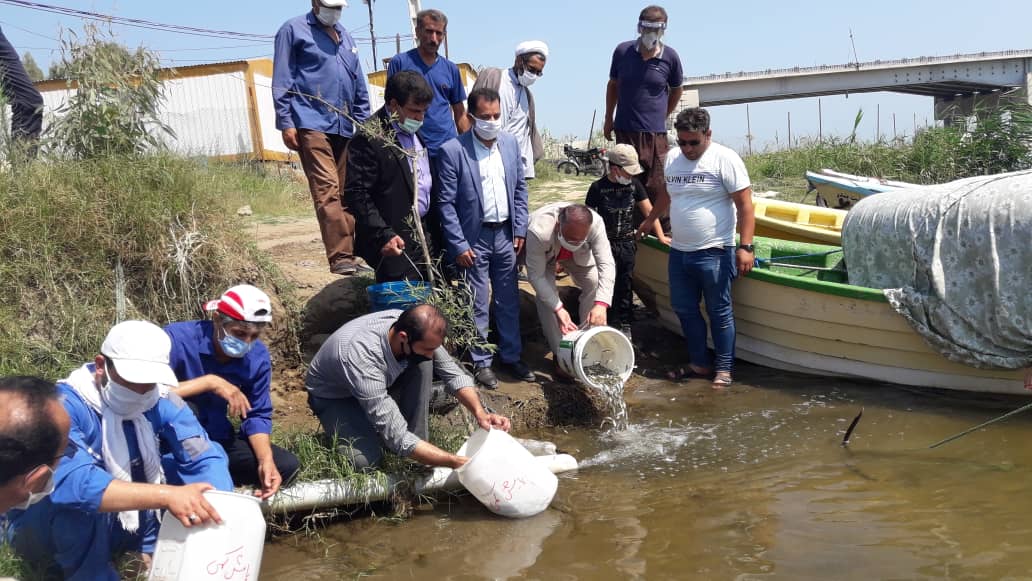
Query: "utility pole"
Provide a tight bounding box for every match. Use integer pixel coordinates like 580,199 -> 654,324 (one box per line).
746,104 -> 753,155
365,0 -> 378,70
818,98 -> 823,143
787,111 -> 792,149
408,0 -> 421,45
876,104 -> 881,141
395,33 -> 401,56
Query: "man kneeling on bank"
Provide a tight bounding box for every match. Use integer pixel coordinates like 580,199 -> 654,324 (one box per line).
306,304 -> 511,469
5,320 -> 232,580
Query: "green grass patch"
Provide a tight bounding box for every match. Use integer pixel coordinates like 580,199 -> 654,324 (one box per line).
0,154 -> 302,379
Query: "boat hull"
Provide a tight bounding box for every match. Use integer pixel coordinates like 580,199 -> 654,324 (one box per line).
633,238 -> 1025,395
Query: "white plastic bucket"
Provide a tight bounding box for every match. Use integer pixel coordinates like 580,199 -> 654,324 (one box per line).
456,429 -> 558,518
148,490 -> 266,581
557,326 -> 635,389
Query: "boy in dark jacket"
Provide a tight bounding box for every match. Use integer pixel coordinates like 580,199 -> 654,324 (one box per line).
584,144 -> 668,338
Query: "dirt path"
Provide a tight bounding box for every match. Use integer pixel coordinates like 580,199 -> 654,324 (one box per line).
258,178 -> 603,432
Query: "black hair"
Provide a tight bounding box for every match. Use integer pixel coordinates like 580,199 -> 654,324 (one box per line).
0,376 -> 62,485
639,5 -> 668,22
385,70 -> 433,108
674,107 -> 711,133
393,304 -> 448,344
416,9 -> 448,31
467,87 -> 501,118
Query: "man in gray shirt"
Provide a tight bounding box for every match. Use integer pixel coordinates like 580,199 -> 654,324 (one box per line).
306,304 -> 511,469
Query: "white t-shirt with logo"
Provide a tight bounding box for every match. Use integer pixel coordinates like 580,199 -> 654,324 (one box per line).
664,142 -> 751,252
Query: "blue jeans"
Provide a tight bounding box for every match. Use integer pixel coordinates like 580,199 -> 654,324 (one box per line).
668,246 -> 737,373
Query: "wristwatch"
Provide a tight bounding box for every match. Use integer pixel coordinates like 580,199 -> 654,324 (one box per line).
736,243 -> 755,253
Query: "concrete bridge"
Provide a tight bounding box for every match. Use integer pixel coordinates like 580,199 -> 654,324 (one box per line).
678,49 -> 1032,121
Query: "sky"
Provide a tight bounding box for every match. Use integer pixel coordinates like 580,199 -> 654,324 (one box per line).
3,0 -> 1031,153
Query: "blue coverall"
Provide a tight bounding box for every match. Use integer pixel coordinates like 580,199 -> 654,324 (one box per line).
5,368 -> 232,581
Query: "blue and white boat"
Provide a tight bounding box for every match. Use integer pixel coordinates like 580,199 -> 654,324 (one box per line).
805,169 -> 919,208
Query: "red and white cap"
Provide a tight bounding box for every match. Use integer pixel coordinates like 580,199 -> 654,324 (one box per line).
204,285 -> 273,323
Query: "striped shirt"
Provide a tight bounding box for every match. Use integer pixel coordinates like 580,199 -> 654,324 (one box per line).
305,310 -> 473,455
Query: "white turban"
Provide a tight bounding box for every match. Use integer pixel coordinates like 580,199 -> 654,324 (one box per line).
515,40 -> 549,59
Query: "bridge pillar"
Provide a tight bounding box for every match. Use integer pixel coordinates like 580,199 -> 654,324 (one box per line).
934,73 -> 1032,125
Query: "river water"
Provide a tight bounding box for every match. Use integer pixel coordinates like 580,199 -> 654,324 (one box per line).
261,363 -> 1032,580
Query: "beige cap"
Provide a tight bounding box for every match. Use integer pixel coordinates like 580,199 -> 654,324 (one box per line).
604,144 -> 643,175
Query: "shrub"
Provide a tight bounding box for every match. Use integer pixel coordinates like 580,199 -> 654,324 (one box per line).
47,24 -> 173,159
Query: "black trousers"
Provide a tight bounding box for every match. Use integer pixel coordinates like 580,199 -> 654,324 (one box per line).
609,238 -> 637,326
216,434 -> 301,488
0,27 -> 43,143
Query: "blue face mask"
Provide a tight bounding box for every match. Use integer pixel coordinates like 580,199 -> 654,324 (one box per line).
219,325 -> 253,358
398,117 -> 423,135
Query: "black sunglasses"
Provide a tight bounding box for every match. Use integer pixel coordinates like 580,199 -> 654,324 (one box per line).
677,138 -> 703,147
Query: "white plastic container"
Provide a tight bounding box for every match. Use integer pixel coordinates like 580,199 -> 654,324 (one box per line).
456,429 -> 558,518
148,490 -> 266,581
557,326 -> 635,389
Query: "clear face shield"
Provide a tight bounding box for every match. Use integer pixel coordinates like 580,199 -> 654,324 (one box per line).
637,19 -> 667,50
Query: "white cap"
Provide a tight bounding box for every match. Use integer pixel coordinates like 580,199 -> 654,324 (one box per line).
515,40 -> 549,59
318,0 -> 349,7
204,284 -> 273,323
100,320 -> 179,386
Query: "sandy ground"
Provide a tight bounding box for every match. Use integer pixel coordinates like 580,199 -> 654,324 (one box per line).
256,177 -> 617,432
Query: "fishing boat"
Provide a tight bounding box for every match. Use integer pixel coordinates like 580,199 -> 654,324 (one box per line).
752,198 -> 845,245
632,235 -> 1026,395
805,169 -> 919,209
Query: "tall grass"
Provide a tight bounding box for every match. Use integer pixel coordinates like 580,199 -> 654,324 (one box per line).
0,155 -> 296,378
745,102 -> 1032,200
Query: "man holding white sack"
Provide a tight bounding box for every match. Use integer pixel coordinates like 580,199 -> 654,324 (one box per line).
5,321 -> 233,581
306,304 -> 511,470
525,202 -> 616,383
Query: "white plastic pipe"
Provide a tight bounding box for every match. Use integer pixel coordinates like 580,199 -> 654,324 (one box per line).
263,453 -> 578,515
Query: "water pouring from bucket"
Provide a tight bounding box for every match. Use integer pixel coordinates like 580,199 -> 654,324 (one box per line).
557,326 -> 635,430
456,428 -> 559,518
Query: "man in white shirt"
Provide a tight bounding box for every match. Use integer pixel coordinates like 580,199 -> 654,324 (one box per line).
638,107 -> 755,388
437,88 -> 534,388
471,40 -> 548,179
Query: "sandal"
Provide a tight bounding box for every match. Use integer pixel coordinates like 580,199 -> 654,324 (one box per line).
666,365 -> 712,381
711,373 -> 733,389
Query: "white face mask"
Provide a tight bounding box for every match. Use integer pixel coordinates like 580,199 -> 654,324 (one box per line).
13,466 -> 55,510
558,229 -> 586,252
102,367 -> 159,417
316,7 -> 343,27
473,117 -> 502,141
639,30 -> 663,50
613,173 -> 633,186
518,69 -> 540,87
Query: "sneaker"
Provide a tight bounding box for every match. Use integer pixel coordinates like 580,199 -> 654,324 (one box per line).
473,365 -> 499,390
501,360 -> 536,382
330,260 -> 373,276
330,261 -> 357,275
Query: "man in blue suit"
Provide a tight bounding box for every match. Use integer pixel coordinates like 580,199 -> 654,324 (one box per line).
437,87 -> 535,388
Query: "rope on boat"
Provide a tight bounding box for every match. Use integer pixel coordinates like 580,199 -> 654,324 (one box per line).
754,248 -> 845,271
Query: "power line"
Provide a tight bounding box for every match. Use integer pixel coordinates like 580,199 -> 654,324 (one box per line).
0,0 -> 273,40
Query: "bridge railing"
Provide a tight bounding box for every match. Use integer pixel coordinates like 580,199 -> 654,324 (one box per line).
684,49 -> 1032,84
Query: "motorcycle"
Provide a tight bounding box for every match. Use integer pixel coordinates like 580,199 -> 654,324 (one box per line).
556,144 -> 606,177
